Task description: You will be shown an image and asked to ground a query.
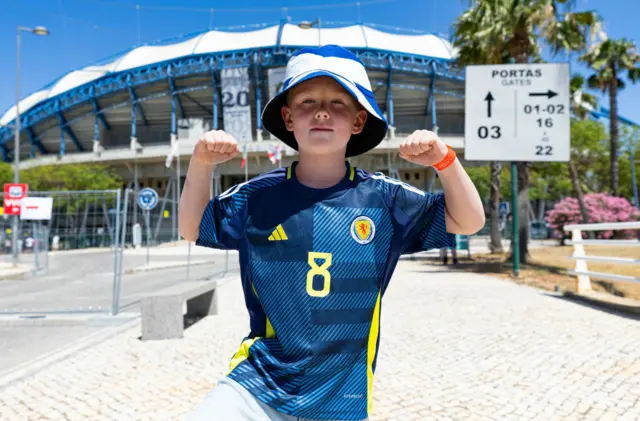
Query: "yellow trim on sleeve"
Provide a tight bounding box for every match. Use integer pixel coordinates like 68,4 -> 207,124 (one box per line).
226,338 -> 258,375
251,284 -> 276,339
266,318 -> 276,339
366,290 -> 382,415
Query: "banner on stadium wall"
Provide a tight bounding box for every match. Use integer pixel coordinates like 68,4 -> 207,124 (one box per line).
221,67 -> 252,142
268,67 -> 287,101
266,67 -> 287,140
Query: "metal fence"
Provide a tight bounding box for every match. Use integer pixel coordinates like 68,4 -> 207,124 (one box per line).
121,188 -> 179,246
0,190 -> 122,315
0,190 -> 121,254
0,185 -> 235,316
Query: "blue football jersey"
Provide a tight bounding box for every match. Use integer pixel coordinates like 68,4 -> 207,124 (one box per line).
196,161 -> 454,420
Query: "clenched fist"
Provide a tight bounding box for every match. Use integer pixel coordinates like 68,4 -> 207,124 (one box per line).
193,130 -> 241,166
399,130 -> 449,167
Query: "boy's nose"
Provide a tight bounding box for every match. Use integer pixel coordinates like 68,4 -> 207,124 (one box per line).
314,107 -> 330,120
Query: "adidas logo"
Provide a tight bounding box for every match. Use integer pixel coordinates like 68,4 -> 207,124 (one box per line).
268,224 -> 288,241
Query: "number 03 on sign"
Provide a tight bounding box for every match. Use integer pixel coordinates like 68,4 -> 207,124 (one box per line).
463,63 -> 570,162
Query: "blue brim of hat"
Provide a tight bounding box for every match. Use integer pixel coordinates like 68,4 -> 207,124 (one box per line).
261,70 -> 388,158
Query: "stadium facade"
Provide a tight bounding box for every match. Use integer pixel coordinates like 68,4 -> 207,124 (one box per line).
0,21 -> 466,199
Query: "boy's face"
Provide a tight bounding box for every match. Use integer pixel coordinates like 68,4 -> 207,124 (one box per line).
281,77 -> 368,156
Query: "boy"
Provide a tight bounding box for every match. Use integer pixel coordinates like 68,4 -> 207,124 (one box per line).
180,45 -> 485,421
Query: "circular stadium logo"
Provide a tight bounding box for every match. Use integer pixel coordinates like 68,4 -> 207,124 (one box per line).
350,216 -> 375,245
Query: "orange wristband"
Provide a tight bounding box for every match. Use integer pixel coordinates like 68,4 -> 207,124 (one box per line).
433,145 -> 456,172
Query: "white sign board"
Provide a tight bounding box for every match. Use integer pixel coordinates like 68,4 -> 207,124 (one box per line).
221,67 -> 253,142
464,63 -> 570,162
20,197 -> 53,220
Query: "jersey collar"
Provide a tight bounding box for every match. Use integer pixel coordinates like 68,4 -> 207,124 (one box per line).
286,160 -> 356,196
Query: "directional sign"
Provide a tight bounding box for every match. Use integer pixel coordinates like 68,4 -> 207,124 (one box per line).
137,188 -> 159,211
20,197 -> 53,220
464,63 -> 570,162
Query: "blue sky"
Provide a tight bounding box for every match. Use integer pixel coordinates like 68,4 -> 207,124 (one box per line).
1,0 -> 639,125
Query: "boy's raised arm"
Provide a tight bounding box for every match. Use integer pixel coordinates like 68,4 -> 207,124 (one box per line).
178,160 -> 215,241
178,130 -> 240,241
399,130 -> 485,235
436,158 -> 486,234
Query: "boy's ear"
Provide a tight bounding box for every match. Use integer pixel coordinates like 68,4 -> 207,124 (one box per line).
281,105 -> 294,132
351,110 -> 368,135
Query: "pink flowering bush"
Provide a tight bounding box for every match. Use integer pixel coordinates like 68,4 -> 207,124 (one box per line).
545,193 -> 640,242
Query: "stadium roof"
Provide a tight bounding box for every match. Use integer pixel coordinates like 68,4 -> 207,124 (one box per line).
1,23 -> 456,127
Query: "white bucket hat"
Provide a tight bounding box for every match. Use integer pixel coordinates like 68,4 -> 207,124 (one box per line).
261,45 -> 388,157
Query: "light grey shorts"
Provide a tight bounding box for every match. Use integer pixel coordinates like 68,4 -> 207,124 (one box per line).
187,377 -> 368,421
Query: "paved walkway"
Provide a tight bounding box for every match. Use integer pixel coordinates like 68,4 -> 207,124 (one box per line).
1,261 -> 639,421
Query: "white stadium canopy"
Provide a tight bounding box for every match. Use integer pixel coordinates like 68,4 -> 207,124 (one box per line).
1,23 -> 456,127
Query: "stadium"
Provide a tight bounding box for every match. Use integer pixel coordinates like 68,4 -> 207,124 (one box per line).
1,18 -> 636,249
0,20 -> 465,199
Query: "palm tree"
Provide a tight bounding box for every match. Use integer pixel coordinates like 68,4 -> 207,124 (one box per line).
581,38 -> 640,196
451,37 -> 504,253
452,0 -> 601,264
569,75 -> 597,232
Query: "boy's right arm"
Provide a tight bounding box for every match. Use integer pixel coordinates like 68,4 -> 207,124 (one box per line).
178,130 -> 240,242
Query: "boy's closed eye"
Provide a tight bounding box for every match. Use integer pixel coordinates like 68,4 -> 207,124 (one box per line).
299,98 -> 347,106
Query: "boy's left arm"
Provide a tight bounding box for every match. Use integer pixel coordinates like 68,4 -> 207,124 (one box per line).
400,130 -> 485,235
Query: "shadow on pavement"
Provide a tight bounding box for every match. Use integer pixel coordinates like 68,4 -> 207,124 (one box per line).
545,293 -> 640,322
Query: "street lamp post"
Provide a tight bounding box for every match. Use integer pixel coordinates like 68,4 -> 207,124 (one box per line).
13,25 -> 49,266
298,18 -> 321,46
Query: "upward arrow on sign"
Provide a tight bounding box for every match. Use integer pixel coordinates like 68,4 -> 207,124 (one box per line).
484,92 -> 494,118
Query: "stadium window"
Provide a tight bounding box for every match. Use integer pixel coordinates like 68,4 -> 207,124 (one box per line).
403,173 -> 410,181
156,181 -> 162,189
414,172 -> 420,180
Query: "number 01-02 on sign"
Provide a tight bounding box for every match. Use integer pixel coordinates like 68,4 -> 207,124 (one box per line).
464,63 -> 570,162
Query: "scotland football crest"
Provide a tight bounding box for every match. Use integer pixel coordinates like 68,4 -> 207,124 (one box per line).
350,216 -> 375,245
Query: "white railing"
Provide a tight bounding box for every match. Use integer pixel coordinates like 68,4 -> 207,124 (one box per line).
564,221 -> 640,293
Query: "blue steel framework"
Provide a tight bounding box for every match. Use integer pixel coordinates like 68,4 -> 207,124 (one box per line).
0,23 -> 466,161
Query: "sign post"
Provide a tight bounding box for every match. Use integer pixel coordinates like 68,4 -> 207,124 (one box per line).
20,196 -> 53,273
464,63 -> 570,276
4,183 -> 28,266
137,188 -> 159,266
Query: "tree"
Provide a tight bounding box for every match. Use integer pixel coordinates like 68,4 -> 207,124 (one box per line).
452,0 -> 601,263
0,162 -> 123,191
581,38 -> 640,196
546,193 -> 640,243
452,5 -> 507,254
569,75 -> 598,231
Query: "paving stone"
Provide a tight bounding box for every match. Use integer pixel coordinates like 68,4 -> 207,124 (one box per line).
0,261 -> 639,420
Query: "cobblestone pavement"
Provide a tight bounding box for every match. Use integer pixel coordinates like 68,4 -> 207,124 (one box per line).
1,261 -> 639,421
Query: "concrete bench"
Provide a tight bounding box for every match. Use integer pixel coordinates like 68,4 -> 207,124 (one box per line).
140,279 -> 219,341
